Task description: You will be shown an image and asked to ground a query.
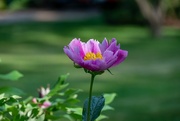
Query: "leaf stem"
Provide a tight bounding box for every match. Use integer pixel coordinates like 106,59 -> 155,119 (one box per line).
87,74 -> 96,121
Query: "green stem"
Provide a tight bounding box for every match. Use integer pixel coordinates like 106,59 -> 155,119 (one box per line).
87,74 -> 96,121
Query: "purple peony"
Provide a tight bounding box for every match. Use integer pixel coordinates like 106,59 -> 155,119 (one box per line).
64,38 -> 128,72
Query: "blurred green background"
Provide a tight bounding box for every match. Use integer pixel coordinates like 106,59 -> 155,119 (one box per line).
0,0 -> 180,121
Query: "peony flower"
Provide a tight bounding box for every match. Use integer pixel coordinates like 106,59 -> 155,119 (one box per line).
64,38 -> 128,72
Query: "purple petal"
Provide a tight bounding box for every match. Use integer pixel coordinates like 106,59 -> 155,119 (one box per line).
112,50 -> 128,67
103,50 -> 114,64
64,46 -> 82,64
68,38 -> 85,57
82,39 -> 101,54
110,38 -> 117,44
103,50 -> 118,69
64,38 -> 85,64
106,39 -> 120,54
99,38 -> 109,53
64,46 -> 74,61
81,59 -> 106,71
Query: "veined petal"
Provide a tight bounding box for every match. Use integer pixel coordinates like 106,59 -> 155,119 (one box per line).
64,46 -> 74,60
64,38 -> 85,63
82,39 -> 101,54
112,50 -> 128,67
106,39 -> 120,53
99,38 -> 109,53
68,38 -> 85,57
64,47 -> 82,64
103,50 -> 114,64
110,38 -> 117,44
82,59 -> 106,71
103,50 -> 118,68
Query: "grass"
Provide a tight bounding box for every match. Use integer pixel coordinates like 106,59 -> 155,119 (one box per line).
0,19 -> 180,121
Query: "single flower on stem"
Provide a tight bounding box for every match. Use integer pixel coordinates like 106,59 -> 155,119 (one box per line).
64,38 -> 128,73
64,38 -> 128,121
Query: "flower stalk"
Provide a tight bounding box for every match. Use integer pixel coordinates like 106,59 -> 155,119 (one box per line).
87,74 -> 96,121
64,38 -> 128,121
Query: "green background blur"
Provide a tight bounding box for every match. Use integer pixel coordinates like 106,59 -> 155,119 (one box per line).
0,0 -> 180,121
1,20 -> 180,121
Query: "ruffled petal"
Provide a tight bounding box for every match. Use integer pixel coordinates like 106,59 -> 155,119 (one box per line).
64,39 -> 85,64
103,50 -> 118,69
106,39 -> 120,54
99,38 -> 109,53
82,39 -> 101,54
81,59 -> 106,71
68,38 -> 85,57
112,50 -> 128,67
103,50 -> 114,64
64,46 -> 74,60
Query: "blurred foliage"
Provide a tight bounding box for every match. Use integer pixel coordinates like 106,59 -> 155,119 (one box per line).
0,0 -> 29,10
0,69 -> 116,120
0,70 -> 25,96
0,70 -> 23,81
0,0 -> 6,9
0,18 -> 180,121
0,0 -> 179,21
101,0 -> 146,25
163,0 -> 180,18
101,0 -> 180,25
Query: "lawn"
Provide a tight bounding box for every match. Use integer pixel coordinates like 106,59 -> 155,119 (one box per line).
0,19 -> 180,121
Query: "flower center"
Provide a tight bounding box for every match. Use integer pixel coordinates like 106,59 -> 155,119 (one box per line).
84,52 -> 103,61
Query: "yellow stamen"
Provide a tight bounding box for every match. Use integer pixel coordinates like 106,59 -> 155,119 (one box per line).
84,52 -> 103,61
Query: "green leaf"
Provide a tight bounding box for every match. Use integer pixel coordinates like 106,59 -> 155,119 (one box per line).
64,88 -> 82,98
0,93 -> 5,99
69,113 -> 82,120
47,74 -> 69,97
6,104 -> 19,116
0,87 -> 25,96
107,69 -> 113,75
0,114 -> 11,121
0,97 -> 7,106
82,95 -> 105,121
104,93 -> 116,105
0,70 -> 23,81
45,114 -> 63,120
63,114 -> 74,121
11,95 -> 21,99
66,107 -> 82,115
31,108 -> 41,118
35,114 -> 45,121
96,115 -> 108,121
48,83 -> 69,98
64,98 -> 80,105
102,105 -> 114,111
